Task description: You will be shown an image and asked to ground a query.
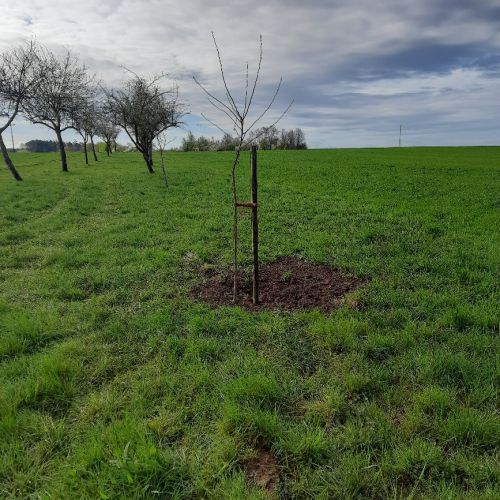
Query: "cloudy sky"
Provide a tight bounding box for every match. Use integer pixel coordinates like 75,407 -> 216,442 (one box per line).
1,0 -> 500,148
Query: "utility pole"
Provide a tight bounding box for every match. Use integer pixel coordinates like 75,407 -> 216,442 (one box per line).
398,125 -> 402,148
10,124 -> 16,153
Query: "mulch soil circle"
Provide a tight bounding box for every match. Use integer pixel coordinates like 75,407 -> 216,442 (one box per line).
192,256 -> 365,312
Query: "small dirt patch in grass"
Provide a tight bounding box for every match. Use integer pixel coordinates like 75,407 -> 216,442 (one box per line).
193,256 -> 365,312
243,447 -> 278,493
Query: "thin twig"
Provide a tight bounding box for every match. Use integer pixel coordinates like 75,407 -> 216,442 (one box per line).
243,34 -> 263,118
211,32 -> 241,119
201,113 -> 231,136
242,99 -> 294,148
193,76 -> 237,119
244,77 -> 283,134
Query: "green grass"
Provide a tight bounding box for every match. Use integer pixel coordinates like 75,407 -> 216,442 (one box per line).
0,147 -> 499,498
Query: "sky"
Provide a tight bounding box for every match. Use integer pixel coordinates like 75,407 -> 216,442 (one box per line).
1,0 -> 500,148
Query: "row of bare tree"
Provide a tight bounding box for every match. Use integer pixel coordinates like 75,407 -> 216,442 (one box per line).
0,42 -> 185,180
2,34 -> 290,305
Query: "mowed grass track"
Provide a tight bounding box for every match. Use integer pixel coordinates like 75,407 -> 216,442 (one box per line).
0,148 -> 499,498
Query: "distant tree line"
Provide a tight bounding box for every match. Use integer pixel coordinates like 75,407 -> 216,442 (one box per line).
181,126 -> 307,152
21,139 -> 129,153
22,140 -> 85,153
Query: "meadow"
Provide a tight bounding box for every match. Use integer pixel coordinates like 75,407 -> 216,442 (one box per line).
0,147 -> 499,498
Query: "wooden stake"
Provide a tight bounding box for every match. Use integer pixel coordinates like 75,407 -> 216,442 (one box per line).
251,145 -> 259,304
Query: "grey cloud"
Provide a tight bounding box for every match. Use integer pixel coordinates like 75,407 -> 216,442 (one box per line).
2,0 -> 500,147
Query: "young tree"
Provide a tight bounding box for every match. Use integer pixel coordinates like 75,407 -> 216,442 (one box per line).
75,114 -> 90,165
97,116 -> 120,156
156,133 -> 175,190
194,33 -> 293,302
0,42 -> 38,181
105,73 -> 185,173
88,121 -> 100,162
23,48 -> 93,172
73,95 -> 101,164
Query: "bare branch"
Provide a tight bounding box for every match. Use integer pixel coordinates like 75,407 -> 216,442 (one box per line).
244,77 -> 283,135
201,113 -> 231,136
193,75 -> 237,120
211,31 -> 241,120
242,99 -> 294,148
244,62 -> 249,113
207,97 -> 239,130
243,34 -> 263,118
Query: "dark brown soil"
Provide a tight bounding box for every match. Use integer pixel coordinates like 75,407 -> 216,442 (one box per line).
243,447 -> 278,493
192,256 -> 365,312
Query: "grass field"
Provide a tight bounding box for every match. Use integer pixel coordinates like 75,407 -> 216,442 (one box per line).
0,147 -> 499,498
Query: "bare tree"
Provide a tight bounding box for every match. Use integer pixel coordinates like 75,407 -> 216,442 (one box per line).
156,133 -> 175,190
194,33 -> 293,302
72,92 -> 101,164
97,116 -> 120,157
105,73 -> 185,173
88,120 -> 100,162
22,48 -> 93,172
74,111 -> 90,165
0,42 -> 38,181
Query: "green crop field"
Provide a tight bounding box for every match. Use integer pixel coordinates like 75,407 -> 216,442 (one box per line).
0,148 -> 499,498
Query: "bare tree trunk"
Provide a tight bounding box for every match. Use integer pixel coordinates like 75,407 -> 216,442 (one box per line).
55,129 -> 68,172
106,141 -> 110,156
83,140 -> 88,165
114,140 -> 117,153
141,142 -> 154,173
159,149 -> 168,189
90,136 -> 98,161
143,151 -> 154,173
147,155 -> 154,173
0,133 -> 22,181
